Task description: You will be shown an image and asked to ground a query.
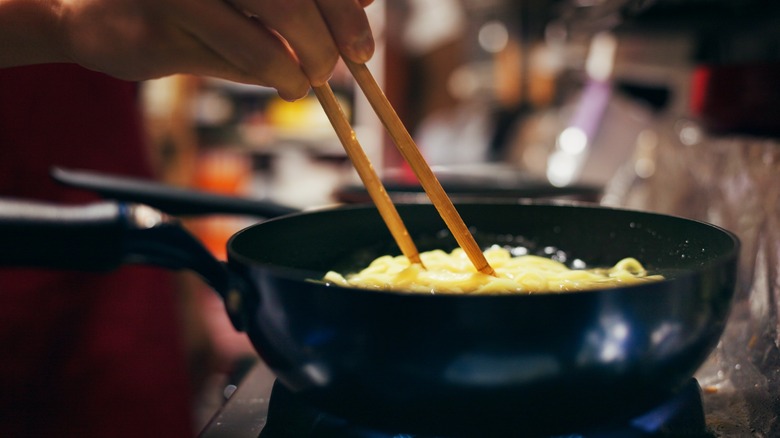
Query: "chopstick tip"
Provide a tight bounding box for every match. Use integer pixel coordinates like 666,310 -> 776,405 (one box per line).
480,265 -> 497,277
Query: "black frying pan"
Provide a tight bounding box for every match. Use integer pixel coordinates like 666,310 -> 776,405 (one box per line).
0,168 -> 738,437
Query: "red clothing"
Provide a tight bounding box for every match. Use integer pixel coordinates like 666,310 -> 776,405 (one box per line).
0,65 -> 193,436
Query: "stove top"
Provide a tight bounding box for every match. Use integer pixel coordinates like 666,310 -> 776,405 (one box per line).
199,361 -> 713,438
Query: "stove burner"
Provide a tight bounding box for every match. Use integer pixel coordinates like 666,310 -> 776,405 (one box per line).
259,379 -> 710,438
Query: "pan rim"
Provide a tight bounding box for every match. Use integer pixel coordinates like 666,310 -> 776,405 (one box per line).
226,201 -> 740,298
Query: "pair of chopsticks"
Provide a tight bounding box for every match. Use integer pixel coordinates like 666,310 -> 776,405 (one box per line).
312,59 -> 495,276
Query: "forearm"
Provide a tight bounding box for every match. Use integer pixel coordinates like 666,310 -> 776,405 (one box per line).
0,0 -> 69,68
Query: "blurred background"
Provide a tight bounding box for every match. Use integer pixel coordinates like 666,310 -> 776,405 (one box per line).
135,0 -> 779,435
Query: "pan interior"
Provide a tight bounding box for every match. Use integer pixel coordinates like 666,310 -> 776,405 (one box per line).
228,203 -> 738,282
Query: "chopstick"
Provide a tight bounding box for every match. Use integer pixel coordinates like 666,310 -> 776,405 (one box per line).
343,59 -> 496,276
312,83 -> 423,266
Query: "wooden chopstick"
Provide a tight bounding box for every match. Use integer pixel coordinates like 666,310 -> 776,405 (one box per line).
312,83 -> 423,266
343,59 -> 496,276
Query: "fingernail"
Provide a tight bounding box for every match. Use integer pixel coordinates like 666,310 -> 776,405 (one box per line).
279,92 -> 299,103
278,84 -> 310,102
309,71 -> 333,88
350,33 -> 375,63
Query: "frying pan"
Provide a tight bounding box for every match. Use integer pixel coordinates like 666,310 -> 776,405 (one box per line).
0,169 -> 738,437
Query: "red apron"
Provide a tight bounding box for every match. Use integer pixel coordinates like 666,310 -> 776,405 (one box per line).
0,64 -> 193,437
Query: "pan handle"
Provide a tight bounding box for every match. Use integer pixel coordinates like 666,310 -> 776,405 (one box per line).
51,167 -> 299,218
0,198 -> 127,270
0,198 -> 250,330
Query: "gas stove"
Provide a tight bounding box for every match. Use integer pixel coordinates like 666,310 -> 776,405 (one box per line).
198,361 -> 714,438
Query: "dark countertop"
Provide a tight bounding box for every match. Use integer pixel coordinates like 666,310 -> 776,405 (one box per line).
198,360 -> 274,438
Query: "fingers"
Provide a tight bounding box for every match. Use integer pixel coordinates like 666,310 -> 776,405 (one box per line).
176,0 -> 311,100
234,0 -> 374,85
314,0 -> 374,64
232,0 -> 335,86
154,29 -> 308,99
62,0 -> 375,99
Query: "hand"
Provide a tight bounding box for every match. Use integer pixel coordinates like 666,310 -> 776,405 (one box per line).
0,0 -> 375,100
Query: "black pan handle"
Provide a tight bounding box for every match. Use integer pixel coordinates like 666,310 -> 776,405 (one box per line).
0,198 -> 250,330
0,198 -> 128,270
51,167 -> 299,218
